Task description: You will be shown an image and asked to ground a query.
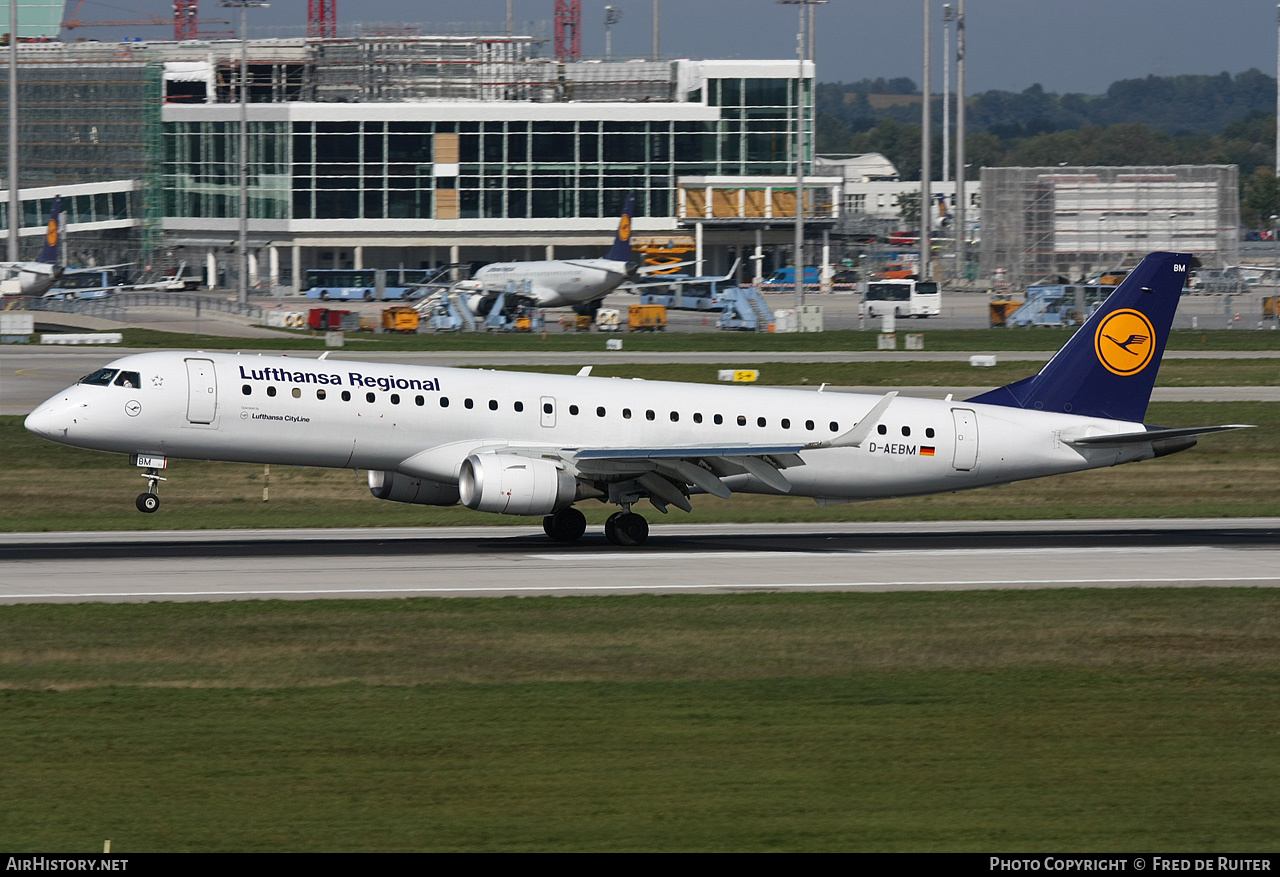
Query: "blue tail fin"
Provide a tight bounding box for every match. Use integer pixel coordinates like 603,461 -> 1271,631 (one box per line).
968,251 -> 1191,423
36,195 -> 62,264
604,192 -> 636,262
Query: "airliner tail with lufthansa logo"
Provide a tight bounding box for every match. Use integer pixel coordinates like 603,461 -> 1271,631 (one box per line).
24,251 -> 1252,545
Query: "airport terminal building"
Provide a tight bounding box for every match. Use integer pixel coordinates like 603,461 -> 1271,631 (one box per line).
2,34 -> 841,289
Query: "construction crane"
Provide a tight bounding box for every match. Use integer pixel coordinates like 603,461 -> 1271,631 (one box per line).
61,2 -> 230,40
308,0 -> 336,39
555,0 -> 581,61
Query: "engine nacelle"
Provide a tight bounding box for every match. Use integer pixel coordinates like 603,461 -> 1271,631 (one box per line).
367,470 -> 460,506
458,454 -> 577,516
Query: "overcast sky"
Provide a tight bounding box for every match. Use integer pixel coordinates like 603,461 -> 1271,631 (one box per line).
67,0 -> 1280,95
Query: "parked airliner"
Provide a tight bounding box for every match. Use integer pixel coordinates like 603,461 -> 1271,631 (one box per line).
24,252 -> 1248,545
0,195 -> 132,298
448,193 -> 706,315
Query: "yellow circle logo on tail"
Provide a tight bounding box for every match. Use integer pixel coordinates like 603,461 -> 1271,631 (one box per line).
618,214 -> 631,242
46,219 -> 58,247
1094,309 -> 1156,376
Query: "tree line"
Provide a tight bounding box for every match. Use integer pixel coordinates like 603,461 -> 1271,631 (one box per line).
816,70 -> 1280,227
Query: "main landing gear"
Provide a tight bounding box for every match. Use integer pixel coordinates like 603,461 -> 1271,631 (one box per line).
543,507 -> 587,543
604,509 -> 649,547
541,505 -> 650,546
135,467 -> 165,514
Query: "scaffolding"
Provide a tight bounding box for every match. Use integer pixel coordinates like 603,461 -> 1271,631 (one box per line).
980,165 -> 1240,292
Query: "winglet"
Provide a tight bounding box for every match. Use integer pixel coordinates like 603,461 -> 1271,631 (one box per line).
807,391 -> 897,449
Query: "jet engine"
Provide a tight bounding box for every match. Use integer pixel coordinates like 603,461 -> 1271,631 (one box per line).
458,454 -> 577,516
367,470 -> 460,506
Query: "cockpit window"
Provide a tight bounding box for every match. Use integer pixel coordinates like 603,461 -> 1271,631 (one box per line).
113,371 -> 140,388
79,368 -> 119,386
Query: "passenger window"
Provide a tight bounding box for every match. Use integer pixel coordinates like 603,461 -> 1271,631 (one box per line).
829,421 -> 839,432
292,388 -> 302,399
318,389 -> 327,400
623,408 -> 632,419
391,394 -> 401,405
342,390 -> 352,402
440,397 -> 449,407
714,414 -> 723,425
781,418 -> 790,429
926,427 -> 935,438
646,410 -> 655,421
877,424 -> 887,435
465,398 -> 474,409
415,395 -> 424,406
569,405 -> 579,415
736,415 -> 746,426
242,385 -> 252,396
693,413 -> 703,423
597,407 -> 606,417
756,417 -> 766,428
366,392 -> 376,403
902,426 -> 911,437
543,402 -> 553,414
805,420 -> 814,430
488,399 -> 498,410
114,371 -> 140,388
267,386 -> 277,397
669,411 -> 679,422
515,401 -> 524,412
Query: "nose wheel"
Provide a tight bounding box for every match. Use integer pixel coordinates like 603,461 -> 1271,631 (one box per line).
135,467 -> 165,514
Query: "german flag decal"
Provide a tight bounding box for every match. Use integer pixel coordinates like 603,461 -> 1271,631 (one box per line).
920,446 -> 935,456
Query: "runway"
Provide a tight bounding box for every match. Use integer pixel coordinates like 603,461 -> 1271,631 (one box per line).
1,519 -> 1276,604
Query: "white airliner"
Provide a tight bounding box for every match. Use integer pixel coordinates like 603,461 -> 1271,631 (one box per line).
449,193 -> 712,315
0,195 -> 132,298
24,252 -> 1249,546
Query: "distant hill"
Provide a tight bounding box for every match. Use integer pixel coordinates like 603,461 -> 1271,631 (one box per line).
818,70 -> 1277,137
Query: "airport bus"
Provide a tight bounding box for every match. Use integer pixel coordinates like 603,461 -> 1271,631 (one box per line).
304,269 -> 432,301
863,278 -> 942,318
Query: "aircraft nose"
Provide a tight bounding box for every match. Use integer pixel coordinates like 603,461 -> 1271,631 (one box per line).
24,402 -> 72,440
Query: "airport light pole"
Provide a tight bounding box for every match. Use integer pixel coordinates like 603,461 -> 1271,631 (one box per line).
954,0 -> 966,279
920,0 -> 932,285
777,0 -> 826,309
222,1 -> 269,306
7,0 -> 18,262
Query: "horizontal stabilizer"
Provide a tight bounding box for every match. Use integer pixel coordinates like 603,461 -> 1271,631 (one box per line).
1066,424 -> 1254,446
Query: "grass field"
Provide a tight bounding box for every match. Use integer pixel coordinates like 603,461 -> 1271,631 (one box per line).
107,326 -> 1280,353
2,589 -> 1278,851
2,401 -> 1278,532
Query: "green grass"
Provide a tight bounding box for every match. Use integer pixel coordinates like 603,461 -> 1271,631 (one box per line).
3,401 -> 1278,532
1,589 -> 1278,851
106,326 -> 1280,353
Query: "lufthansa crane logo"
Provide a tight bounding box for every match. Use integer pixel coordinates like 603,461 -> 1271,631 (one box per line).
618,214 -> 631,243
1094,309 -> 1156,376
46,218 -> 58,247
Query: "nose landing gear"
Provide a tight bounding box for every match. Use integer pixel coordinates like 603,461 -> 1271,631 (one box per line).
130,455 -> 169,513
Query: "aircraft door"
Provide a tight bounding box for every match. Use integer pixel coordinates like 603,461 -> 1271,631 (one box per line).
540,396 -> 556,428
185,358 -> 218,424
951,408 -> 978,471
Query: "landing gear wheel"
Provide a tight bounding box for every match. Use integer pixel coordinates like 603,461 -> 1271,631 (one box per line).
605,511 -> 648,546
136,493 -> 159,513
542,507 -> 587,543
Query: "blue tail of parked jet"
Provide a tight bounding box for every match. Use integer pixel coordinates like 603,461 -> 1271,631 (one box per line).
969,251 -> 1192,423
36,195 -> 62,264
604,192 -> 636,263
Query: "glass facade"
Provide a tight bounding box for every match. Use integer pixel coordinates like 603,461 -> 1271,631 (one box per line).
161,75 -> 811,223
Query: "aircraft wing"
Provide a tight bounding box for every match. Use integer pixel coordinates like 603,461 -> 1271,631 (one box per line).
635,260 -> 696,275
567,443 -> 808,502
